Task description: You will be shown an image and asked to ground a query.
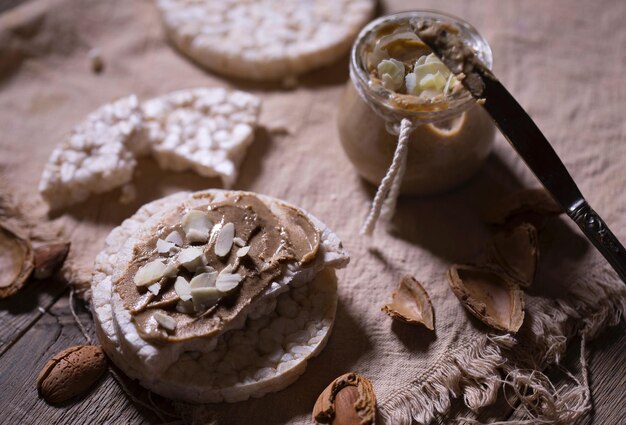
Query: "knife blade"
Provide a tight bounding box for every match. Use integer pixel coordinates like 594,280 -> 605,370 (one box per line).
414,19 -> 626,284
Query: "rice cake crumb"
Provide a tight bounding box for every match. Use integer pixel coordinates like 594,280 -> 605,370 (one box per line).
139,88 -> 261,188
39,95 -> 143,210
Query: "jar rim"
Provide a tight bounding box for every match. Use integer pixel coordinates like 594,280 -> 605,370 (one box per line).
350,10 -> 493,124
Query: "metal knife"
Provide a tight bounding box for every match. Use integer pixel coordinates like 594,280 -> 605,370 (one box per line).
414,19 -> 626,285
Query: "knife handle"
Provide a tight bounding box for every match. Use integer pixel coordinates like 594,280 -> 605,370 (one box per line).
570,201 -> 626,285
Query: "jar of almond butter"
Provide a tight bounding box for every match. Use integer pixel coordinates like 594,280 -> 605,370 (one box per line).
338,11 -> 495,195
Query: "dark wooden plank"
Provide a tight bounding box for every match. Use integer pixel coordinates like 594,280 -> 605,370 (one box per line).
0,294 -> 162,425
0,278 -> 67,356
2,291 -> 624,425
580,323 -> 626,425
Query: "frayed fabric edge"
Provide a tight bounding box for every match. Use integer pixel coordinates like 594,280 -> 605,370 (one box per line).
378,265 -> 626,425
378,334 -> 511,425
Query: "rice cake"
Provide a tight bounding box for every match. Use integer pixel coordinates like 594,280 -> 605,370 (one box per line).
156,0 -> 375,81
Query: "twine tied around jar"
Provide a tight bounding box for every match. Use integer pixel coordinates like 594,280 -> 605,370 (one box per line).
360,118 -> 417,235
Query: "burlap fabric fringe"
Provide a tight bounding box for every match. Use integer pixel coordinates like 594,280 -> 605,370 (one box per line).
377,262 -> 626,425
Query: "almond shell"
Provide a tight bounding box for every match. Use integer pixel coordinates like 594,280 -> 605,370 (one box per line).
382,275 -> 434,330
481,188 -> 562,226
33,240 -> 70,279
313,372 -> 376,425
488,223 -> 539,288
448,264 -> 524,333
0,222 -> 34,298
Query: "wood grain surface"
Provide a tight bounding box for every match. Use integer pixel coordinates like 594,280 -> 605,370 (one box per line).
1,289 -> 624,424
0,294 -> 162,424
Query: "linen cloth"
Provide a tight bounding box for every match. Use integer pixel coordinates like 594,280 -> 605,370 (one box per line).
0,0 -> 624,423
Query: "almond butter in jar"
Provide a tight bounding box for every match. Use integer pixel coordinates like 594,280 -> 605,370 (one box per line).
338,11 -> 496,195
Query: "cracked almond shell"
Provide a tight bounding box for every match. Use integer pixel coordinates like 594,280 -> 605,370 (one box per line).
313,372 -> 376,425
488,223 -> 538,288
481,188 -> 563,226
448,264 -> 524,333
382,275 -> 434,330
0,222 -> 34,299
37,345 -> 107,404
33,241 -> 70,279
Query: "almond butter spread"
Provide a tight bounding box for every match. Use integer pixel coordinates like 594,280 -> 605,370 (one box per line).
364,20 -> 465,110
411,19 -> 497,98
114,193 -> 320,344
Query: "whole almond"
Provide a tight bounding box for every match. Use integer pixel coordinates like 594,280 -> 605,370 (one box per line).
36,345 -> 107,404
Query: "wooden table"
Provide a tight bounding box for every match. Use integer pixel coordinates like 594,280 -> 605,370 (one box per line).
0,279 -> 624,424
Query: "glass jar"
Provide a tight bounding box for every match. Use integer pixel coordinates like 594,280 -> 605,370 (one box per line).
338,11 -> 496,195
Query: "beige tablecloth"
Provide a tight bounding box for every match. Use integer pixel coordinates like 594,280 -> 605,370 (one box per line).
1,1 -> 625,424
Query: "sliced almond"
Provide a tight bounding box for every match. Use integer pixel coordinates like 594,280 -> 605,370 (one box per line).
214,222 -> 235,257
182,210 -> 213,243
216,266 -> 242,292
134,259 -> 168,287
481,188 -> 563,226
156,238 -> 176,255
189,271 -> 218,289
488,223 -> 539,288
448,264 -> 524,333
147,282 -> 162,295
174,276 -> 192,301
0,223 -> 34,298
178,246 -> 205,271
208,221 -> 222,247
236,246 -> 250,257
382,275 -> 434,330
194,265 -> 217,275
191,286 -> 221,310
163,260 -> 179,278
164,230 -> 184,246
153,311 -> 177,331
233,237 -> 246,247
